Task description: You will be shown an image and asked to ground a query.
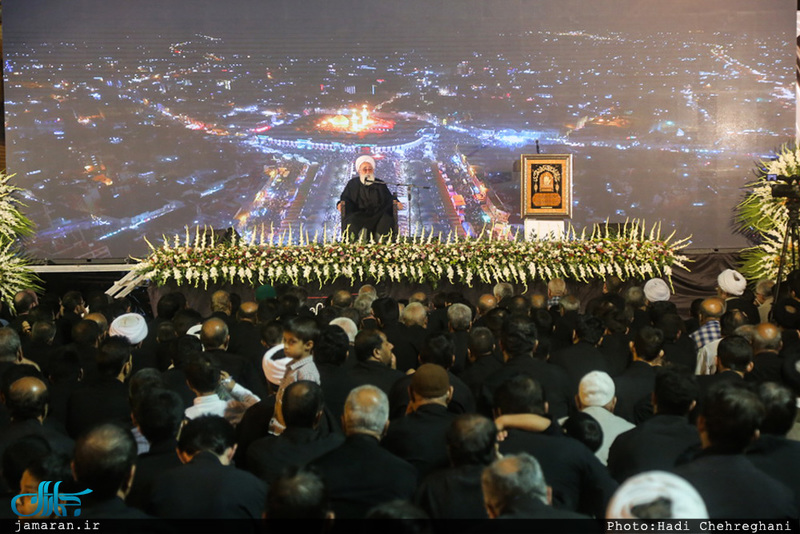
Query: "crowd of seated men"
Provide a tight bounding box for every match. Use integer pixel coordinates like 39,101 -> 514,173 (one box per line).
0,270 -> 799,527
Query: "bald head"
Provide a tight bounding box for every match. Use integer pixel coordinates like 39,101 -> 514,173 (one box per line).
85,312 -> 109,336
409,292 -> 429,308
237,301 -> 258,323
753,322 -> 782,353
478,294 -> 497,315
200,317 -> 229,349
8,377 -> 49,421
699,297 -> 725,322
530,293 -> 546,310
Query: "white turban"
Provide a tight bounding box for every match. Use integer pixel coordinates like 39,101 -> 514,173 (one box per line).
718,269 -> 747,296
109,313 -> 148,345
607,471 -> 708,519
644,278 -> 671,302
355,155 -> 376,175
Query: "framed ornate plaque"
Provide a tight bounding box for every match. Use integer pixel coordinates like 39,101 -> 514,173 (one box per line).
521,154 -> 573,218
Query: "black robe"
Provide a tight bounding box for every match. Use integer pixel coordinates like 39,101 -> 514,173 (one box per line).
339,177 -> 396,239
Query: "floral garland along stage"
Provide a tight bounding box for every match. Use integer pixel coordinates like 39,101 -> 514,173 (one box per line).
0,173 -> 41,307
135,221 -> 689,289
737,143 -> 800,281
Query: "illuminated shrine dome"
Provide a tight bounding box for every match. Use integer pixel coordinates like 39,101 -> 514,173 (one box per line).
256,105 -> 428,153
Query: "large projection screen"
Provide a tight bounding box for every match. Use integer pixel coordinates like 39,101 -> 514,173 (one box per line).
3,0 -> 795,260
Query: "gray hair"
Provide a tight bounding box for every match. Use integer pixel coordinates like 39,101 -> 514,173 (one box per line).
353,294 -> 377,320
624,286 -> 645,309
493,282 -> 514,301
482,453 -> 548,512
344,385 -> 389,434
401,302 -> 427,327
560,295 -> 581,313
0,327 -> 21,360
329,317 -> 358,343
447,303 -> 472,331
755,279 -> 775,298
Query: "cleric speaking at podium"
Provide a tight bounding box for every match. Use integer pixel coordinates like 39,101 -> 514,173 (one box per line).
337,155 -> 401,241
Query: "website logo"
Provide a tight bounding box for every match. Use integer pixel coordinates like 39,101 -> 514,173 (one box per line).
12,481 -> 93,517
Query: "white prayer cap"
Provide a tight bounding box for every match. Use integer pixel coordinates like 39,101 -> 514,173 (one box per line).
329,317 -> 358,343
644,278 -> 670,302
263,346 -> 288,386
108,313 -> 148,345
607,471 -> 708,519
718,269 -> 747,296
355,155 -> 376,173
578,371 -> 615,407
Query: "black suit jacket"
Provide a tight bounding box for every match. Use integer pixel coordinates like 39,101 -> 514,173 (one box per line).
66,376 -> 131,439
347,360 -> 405,396
482,356 -> 572,420
125,438 -> 182,511
311,433 -> 417,519
415,464 -> 488,519
747,434 -> 800,514
607,414 -> 700,483
613,360 -> 657,423
550,341 -> 611,395
317,362 -> 358,426
389,370 -> 475,420
499,424 -> 618,518
381,403 -> 456,479
149,451 -> 267,519
246,426 -> 344,484
674,450 -> 797,518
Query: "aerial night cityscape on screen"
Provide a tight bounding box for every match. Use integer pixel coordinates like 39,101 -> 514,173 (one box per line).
3,0 -> 793,259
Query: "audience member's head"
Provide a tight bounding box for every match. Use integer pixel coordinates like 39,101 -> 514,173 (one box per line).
97,336 -> 132,380
577,371 -> 615,411
447,303 -> 472,332
200,317 -> 229,350
494,375 -> 546,417
419,334 -> 455,369
653,367 -> 698,416
446,414 -> 498,468
0,327 -> 22,361
607,471 -> 708,519
562,412 -> 603,453
481,453 -> 548,518
73,424 -> 137,500
265,466 -> 333,521
716,335 -> 753,373
499,315 -> 537,360
342,385 -> 389,439
184,353 -> 220,395
283,381 -> 324,429
177,415 -> 237,464
699,383 -> 764,453
132,388 -> 184,445
6,376 -> 49,422
314,325 -> 350,366
328,317 -> 357,343
632,326 -> 664,362
108,313 -> 148,346
401,302 -> 427,328
757,382 -> 797,436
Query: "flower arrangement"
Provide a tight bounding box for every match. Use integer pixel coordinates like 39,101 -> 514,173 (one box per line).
0,173 -> 41,307
737,143 -> 800,281
134,220 -> 689,289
